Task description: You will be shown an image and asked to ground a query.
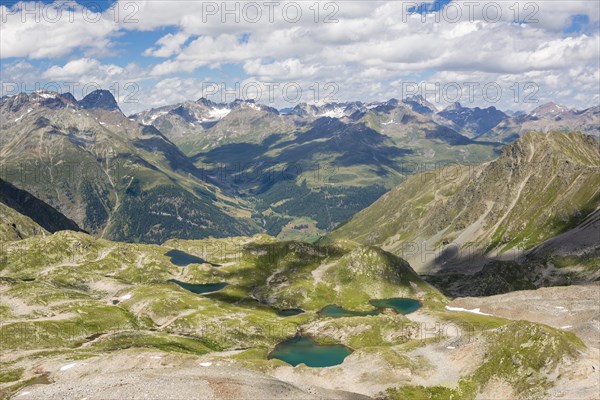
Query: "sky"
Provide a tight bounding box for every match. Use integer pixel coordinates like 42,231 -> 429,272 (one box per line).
0,0 -> 599,114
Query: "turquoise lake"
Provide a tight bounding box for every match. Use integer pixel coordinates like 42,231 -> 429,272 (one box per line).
268,336 -> 353,367
370,298 -> 422,314
319,298 -> 422,318
318,304 -> 379,318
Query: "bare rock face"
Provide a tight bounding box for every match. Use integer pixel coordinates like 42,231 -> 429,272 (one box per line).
78,90 -> 121,112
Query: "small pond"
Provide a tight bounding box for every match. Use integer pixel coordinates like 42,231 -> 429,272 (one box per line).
277,308 -> 305,317
165,250 -> 206,266
370,298 -> 422,314
168,279 -> 228,294
319,298 -> 422,318
318,304 -> 379,318
268,336 -> 353,367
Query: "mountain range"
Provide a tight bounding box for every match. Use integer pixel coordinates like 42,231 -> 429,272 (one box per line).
1,90 -> 598,244
0,90 -> 258,244
477,102 -> 600,143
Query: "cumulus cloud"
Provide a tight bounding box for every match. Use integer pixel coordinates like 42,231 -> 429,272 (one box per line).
1,0 -> 598,111
243,58 -> 322,81
143,32 -> 190,57
44,58 -> 123,80
143,1 -> 599,79
0,2 -> 118,59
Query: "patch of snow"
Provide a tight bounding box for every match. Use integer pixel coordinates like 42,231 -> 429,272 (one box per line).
149,111 -> 168,122
446,346 -> 456,349
152,211 -> 174,217
560,325 -> 572,329
14,108 -> 34,122
200,362 -> 212,367
36,92 -> 58,99
445,306 -> 492,316
60,363 -> 76,371
150,356 -> 162,359
17,391 -> 30,397
208,107 -> 231,120
120,294 -> 132,300
99,122 -> 105,125
318,108 -> 345,118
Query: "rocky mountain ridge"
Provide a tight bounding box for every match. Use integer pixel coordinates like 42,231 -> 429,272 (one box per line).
326,132 -> 600,291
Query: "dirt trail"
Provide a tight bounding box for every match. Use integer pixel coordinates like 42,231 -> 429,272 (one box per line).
311,260 -> 336,284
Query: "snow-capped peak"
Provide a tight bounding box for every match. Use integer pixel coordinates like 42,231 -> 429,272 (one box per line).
207,107 -> 231,120
34,90 -> 59,99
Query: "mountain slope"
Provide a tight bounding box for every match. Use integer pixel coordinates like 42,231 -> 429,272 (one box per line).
0,91 -> 258,244
0,202 -> 48,242
326,132 -> 600,275
0,178 -> 82,234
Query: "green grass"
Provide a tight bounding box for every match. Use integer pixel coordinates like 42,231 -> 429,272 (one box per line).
387,385 -> 459,400
312,315 -> 416,348
434,311 -> 511,331
90,331 -> 214,355
552,250 -> 600,270
0,304 -> 139,349
0,367 -> 23,383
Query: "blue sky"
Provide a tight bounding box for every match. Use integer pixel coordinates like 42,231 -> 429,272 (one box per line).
1,1 -> 599,113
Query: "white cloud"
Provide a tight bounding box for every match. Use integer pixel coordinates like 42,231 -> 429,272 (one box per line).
44,58 -> 122,80
142,1 -> 598,80
243,59 -> 320,81
40,58 -> 143,92
0,2 -> 117,59
143,32 -> 190,57
1,1 -> 598,112
133,77 -> 207,111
